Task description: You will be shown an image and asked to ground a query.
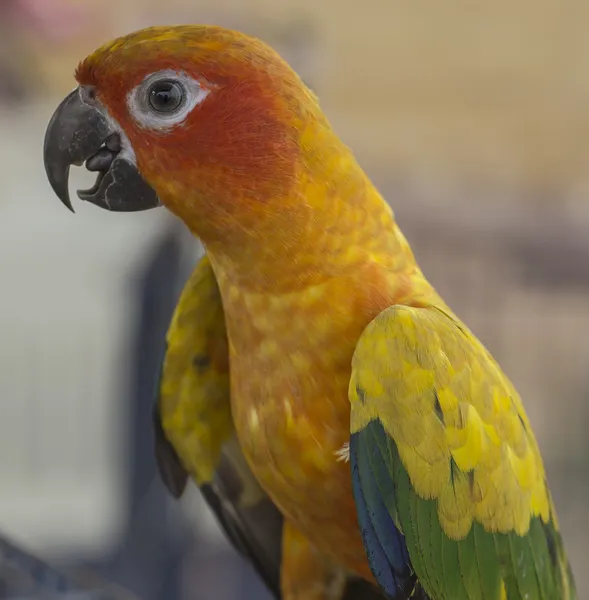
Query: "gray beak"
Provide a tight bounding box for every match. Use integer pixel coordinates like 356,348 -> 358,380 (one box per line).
43,87 -> 160,212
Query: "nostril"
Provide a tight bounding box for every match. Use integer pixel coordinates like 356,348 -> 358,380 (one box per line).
79,85 -> 97,104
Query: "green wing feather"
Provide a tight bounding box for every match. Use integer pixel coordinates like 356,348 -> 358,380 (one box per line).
349,304 -> 576,600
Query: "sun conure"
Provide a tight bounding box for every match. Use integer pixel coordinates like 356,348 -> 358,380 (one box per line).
43,25 -> 577,600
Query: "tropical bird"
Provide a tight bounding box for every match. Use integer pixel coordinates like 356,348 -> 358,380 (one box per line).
43,25 -> 577,600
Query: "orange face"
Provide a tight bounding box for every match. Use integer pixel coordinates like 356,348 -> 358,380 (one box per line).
44,24 -> 380,287
72,26 -> 323,242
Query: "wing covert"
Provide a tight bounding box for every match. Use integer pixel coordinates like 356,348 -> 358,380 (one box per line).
349,304 -> 576,600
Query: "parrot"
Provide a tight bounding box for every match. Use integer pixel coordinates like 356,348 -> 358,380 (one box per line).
42,25 -> 577,600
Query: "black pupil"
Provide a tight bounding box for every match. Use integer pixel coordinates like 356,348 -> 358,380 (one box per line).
149,81 -> 183,113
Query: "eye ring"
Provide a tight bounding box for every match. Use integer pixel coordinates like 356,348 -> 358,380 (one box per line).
127,70 -> 211,131
147,79 -> 185,114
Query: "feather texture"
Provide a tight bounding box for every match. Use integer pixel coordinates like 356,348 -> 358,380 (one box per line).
60,25 -> 578,600
156,255 -> 282,595
349,305 -> 576,599
156,254 -> 386,599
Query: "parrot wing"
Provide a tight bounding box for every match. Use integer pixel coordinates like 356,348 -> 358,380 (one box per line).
349,304 -> 577,600
154,253 -> 283,597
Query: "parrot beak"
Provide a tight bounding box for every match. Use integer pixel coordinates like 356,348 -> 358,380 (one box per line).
43,87 -> 160,212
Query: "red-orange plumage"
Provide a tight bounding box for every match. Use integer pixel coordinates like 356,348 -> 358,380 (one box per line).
76,27 -> 307,249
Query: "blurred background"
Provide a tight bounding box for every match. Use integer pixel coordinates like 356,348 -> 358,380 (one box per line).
0,0 -> 588,598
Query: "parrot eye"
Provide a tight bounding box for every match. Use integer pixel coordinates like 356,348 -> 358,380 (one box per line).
147,80 -> 184,114
127,70 -> 210,131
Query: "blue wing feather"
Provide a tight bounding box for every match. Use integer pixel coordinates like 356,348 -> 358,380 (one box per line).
350,429 -> 419,599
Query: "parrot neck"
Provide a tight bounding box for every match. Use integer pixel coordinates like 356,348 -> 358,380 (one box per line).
190,146 -> 416,292
201,177 -> 414,292
157,114 -> 417,292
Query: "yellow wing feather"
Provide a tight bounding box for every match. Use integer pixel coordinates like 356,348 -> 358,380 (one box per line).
158,253 -> 234,486
349,304 -> 553,540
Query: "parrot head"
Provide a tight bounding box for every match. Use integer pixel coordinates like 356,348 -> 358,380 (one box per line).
44,25 -> 397,288
43,26 -> 352,247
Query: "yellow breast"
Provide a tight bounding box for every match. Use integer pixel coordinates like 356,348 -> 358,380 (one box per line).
230,338 -> 369,572
226,277 -> 360,516
215,268 -> 411,575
